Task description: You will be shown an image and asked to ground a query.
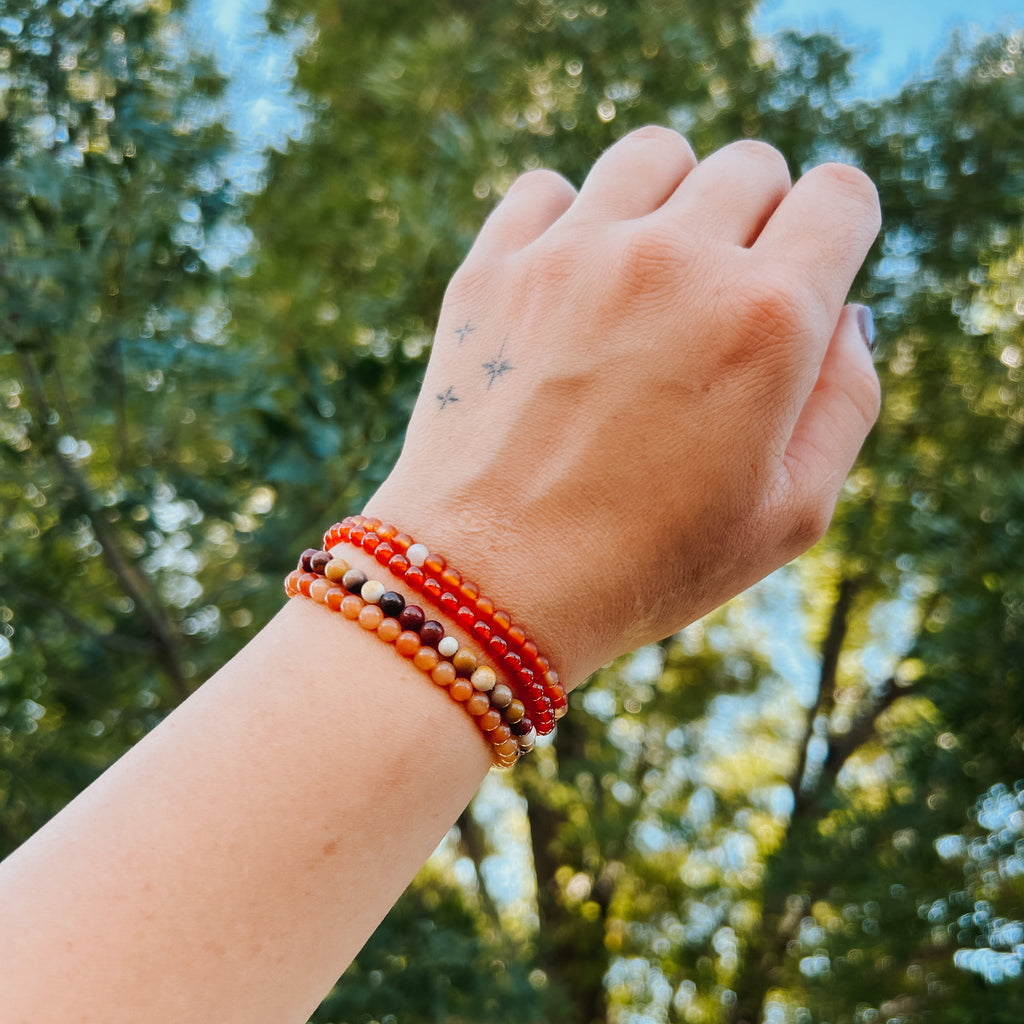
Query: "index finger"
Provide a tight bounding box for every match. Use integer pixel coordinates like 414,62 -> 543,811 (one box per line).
753,162 -> 881,322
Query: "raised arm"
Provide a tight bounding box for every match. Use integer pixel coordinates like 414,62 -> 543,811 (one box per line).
0,127 -> 880,1024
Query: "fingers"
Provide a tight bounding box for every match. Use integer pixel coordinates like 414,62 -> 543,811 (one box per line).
780,304 -> 880,547
569,125 -> 697,221
665,139 -> 792,246
470,169 -> 577,259
753,162 -> 881,325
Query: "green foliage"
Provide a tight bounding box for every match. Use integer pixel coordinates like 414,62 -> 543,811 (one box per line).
2,2 -> 1023,1022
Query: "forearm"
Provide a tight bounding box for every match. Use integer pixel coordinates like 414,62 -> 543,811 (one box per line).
0,596 -> 491,1024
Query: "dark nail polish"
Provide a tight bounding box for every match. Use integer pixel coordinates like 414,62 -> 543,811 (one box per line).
855,305 -> 876,352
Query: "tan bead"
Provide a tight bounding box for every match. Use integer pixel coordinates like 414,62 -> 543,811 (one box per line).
479,709 -> 502,733
341,595 -> 363,619
452,648 -> 478,677
309,577 -> 332,603
377,617 -> 401,643
358,605 -> 384,630
413,647 -> 440,672
486,724 -> 512,746
450,678 -> 473,702
490,683 -> 513,709
431,661 -> 456,687
495,738 -> 519,759
325,558 -> 350,582
471,666 -> 497,692
505,699 -> 526,724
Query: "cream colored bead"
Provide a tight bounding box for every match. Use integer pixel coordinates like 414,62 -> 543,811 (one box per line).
471,666 -> 497,692
406,543 -> 429,567
516,727 -> 537,753
360,579 -> 386,604
437,635 -> 459,658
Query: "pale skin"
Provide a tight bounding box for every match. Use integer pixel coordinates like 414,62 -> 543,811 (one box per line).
0,127 -> 881,1023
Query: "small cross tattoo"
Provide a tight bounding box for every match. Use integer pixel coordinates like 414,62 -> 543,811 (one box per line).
454,321 -> 475,344
482,338 -> 514,389
436,386 -> 460,410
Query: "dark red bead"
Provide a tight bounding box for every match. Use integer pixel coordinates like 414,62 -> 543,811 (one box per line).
471,620 -> 492,643
423,577 -> 443,601
522,641 -> 539,662
399,605 -> 426,632
299,548 -> 319,572
439,591 -> 459,616
420,620 -> 445,648
488,636 -> 509,659
374,542 -> 395,565
309,550 -> 331,573
404,566 -> 426,592
379,591 -> 406,618
526,681 -> 546,702
511,717 -> 534,737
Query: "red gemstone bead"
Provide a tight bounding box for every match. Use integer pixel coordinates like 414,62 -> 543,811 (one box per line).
349,526 -> 365,545
522,641 -> 539,663
404,566 -> 426,592
471,620 -> 492,643
392,532 -> 414,553
476,595 -> 495,617
374,542 -> 395,565
363,516 -> 382,531
455,605 -> 476,629
502,652 -> 523,673
526,681 -> 546,702
423,553 -> 446,575
377,523 -> 397,540
507,624 -> 526,647
388,553 -> 411,574
439,591 -> 459,615
459,579 -> 481,603
544,669 -> 560,690
492,609 -> 512,631
488,636 -> 509,659
361,532 -> 380,552
423,578 -> 443,601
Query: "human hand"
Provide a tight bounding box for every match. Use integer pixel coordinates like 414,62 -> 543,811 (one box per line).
365,126 -> 881,689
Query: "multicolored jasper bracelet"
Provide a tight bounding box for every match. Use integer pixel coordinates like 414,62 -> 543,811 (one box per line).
323,515 -> 568,736
284,546 -> 537,768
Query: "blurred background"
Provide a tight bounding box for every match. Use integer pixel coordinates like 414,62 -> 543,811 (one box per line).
2,1 -> 1023,1021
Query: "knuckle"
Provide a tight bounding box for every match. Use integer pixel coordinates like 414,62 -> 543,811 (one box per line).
720,139 -> 790,177
613,222 -> 688,294
787,495 -> 835,551
506,168 -> 575,202
806,162 -> 881,228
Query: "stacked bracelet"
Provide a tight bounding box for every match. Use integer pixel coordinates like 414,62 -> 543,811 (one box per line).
284,547 -> 536,768
323,515 -> 568,736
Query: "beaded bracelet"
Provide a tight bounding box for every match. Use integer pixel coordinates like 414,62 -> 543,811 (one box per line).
324,516 -> 567,736
285,549 -> 536,767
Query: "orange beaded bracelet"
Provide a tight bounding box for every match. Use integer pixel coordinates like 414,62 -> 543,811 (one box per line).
285,547 -> 534,766
324,516 -> 568,737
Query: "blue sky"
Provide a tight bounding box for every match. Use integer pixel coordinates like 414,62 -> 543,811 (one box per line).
753,0 -> 1024,96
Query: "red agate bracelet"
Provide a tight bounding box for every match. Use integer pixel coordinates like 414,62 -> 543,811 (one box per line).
324,515 -> 568,736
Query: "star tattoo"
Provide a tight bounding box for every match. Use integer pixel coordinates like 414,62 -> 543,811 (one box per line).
454,321 -> 476,344
436,386 -> 460,410
482,338 -> 514,389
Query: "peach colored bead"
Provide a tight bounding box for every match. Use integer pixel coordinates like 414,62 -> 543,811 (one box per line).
325,558 -> 350,582
358,605 -> 384,630
341,594 -> 363,619
466,693 -> 491,717
395,631 -> 421,658
376,617 -> 401,643
479,709 -> 502,733
413,647 -> 440,672
325,586 -> 346,611
309,577 -> 332,603
495,738 -> 519,759
431,662 -> 456,687
450,678 -> 473,702
485,724 -> 512,746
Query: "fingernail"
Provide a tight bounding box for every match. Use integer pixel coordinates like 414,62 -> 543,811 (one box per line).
854,304 -> 876,352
